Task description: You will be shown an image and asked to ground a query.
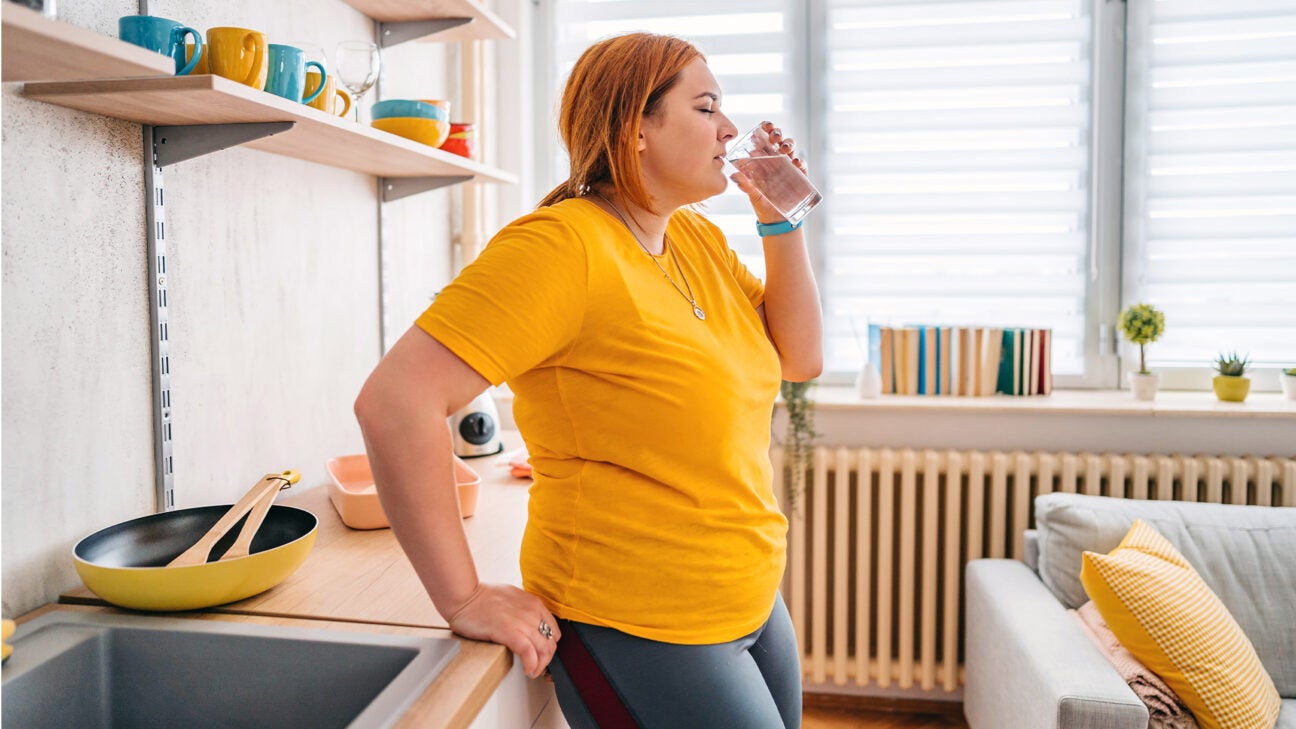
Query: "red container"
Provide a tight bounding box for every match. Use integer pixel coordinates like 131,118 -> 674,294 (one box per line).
440,122 -> 476,158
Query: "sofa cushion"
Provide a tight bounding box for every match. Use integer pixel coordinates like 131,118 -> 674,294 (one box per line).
1278,700 -> 1296,729
1083,520 -> 1281,729
1034,493 -> 1296,696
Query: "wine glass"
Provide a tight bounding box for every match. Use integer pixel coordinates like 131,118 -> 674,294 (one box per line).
335,41 -> 381,121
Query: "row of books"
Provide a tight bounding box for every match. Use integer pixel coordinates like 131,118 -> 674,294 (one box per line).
867,325 -> 1053,396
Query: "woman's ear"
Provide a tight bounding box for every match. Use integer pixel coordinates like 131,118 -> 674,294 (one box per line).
637,131 -> 647,152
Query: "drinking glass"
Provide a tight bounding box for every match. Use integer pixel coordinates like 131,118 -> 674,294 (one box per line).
724,124 -> 823,226
335,41 -> 381,121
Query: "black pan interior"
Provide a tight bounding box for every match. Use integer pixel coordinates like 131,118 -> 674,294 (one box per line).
75,505 -> 317,568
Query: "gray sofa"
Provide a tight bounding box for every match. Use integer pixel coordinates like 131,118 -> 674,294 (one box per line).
964,493 -> 1296,729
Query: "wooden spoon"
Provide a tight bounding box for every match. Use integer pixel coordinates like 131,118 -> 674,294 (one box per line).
166,470 -> 301,568
220,474 -> 295,561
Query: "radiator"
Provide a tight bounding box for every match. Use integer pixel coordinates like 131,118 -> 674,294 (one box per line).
774,447 -> 1296,693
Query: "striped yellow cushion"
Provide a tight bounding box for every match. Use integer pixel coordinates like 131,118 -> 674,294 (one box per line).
1081,519 -> 1280,729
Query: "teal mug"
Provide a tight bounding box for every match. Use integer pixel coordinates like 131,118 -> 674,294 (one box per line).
265,45 -> 326,104
118,15 -> 202,76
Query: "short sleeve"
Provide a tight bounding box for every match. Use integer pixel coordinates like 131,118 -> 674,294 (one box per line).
723,244 -> 765,308
683,209 -> 765,308
416,211 -> 588,386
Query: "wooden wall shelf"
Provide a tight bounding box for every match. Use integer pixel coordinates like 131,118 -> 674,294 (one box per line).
23,74 -> 516,183
341,0 -> 514,42
2,3 -> 172,83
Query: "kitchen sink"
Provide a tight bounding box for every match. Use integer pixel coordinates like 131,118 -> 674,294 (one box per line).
1,611 -> 460,729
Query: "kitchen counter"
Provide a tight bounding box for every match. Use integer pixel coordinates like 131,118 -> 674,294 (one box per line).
57,433 -> 551,729
64,434 -> 529,627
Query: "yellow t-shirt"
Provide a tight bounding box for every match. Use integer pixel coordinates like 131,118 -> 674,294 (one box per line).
416,197 -> 785,644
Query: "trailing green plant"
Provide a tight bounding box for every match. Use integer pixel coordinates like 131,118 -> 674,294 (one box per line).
1284,367 -> 1296,377
1213,351 -> 1251,377
1117,302 -> 1166,375
779,379 -> 818,516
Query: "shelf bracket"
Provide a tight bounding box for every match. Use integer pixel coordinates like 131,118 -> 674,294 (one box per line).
378,18 -> 473,48
153,122 -> 296,168
143,125 -> 175,512
381,176 -> 472,202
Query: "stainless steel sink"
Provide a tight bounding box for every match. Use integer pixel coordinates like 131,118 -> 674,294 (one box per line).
1,611 -> 460,729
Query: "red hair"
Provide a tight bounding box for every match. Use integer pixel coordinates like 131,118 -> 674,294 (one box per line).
538,33 -> 703,213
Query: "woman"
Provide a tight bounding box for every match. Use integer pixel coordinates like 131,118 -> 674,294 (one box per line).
354,32 -> 821,728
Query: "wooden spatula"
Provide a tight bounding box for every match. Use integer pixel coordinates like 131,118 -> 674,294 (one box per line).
166,470 -> 300,568
220,473 -> 296,561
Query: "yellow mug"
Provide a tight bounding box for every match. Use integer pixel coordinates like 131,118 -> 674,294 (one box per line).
206,27 -> 267,90
184,42 -> 209,75
305,70 -> 352,117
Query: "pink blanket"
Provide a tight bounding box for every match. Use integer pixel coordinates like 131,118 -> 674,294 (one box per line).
1071,602 -> 1199,729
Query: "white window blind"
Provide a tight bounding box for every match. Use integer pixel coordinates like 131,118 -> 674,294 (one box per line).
547,0 -> 803,278
1124,0 -> 1296,369
822,0 -> 1094,377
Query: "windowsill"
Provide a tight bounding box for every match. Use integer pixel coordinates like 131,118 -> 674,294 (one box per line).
494,384 -> 1296,421
493,385 -> 1294,455
803,387 -> 1296,420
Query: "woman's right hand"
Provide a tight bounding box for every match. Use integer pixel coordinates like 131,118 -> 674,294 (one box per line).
447,582 -> 562,678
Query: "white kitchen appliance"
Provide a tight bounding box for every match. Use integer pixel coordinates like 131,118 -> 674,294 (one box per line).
449,393 -> 504,458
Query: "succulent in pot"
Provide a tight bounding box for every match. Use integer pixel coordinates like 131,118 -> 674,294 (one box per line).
1281,366 -> 1296,401
1211,351 -> 1251,402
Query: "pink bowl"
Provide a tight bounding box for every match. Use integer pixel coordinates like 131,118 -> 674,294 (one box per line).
326,453 -> 481,529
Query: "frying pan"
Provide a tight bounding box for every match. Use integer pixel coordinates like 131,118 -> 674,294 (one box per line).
73,502 -> 317,612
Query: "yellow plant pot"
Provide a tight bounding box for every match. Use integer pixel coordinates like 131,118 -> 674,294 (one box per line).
1212,375 -> 1250,402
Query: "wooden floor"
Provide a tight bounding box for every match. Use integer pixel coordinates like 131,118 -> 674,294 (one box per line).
803,705 -> 969,729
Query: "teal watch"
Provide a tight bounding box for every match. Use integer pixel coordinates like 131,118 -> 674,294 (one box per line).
756,219 -> 803,237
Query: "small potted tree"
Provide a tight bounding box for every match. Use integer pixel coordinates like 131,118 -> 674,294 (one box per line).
1212,351 -> 1251,402
1118,302 -> 1165,401
1282,367 -> 1296,401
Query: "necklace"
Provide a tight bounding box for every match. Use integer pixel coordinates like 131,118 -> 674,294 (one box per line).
591,193 -> 706,321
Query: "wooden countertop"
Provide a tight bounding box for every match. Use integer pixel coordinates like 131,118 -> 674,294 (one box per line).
58,433 -> 534,729
63,434 -> 530,628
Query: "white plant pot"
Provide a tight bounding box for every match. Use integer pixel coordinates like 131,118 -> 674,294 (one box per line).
856,362 -> 882,399
1128,371 -> 1159,401
1282,374 -> 1296,401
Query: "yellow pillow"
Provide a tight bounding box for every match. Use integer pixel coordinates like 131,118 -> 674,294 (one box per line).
1081,519 -> 1280,729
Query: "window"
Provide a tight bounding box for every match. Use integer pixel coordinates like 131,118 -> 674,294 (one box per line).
821,0 -> 1096,382
1123,0 -> 1296,377
532,0 -> 1296,386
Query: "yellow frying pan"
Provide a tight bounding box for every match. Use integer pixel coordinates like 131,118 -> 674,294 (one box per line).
73,471 -> 317,611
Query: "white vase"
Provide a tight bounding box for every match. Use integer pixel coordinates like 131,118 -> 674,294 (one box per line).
1128,371 -> 1159,401
856,362 -> 883,399
1282,374 -> 1296,401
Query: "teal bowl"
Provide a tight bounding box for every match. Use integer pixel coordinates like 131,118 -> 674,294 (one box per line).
371,99 -> 448,122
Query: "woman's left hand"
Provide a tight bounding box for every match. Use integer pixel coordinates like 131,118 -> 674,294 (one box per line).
729,120 -> 808,224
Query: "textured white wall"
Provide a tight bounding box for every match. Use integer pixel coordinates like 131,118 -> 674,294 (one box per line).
2,0 -> 457,616
379,34 -> 469,349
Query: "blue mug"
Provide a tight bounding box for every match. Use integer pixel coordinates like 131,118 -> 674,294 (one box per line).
265,45 -> 326,104
118,15 -> 202,76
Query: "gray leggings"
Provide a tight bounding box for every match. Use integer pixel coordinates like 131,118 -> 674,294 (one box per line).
548,593 -> 801,729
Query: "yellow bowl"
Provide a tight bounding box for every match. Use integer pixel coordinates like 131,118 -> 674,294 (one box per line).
371,116 -> 451,148
73,505 -> 317,612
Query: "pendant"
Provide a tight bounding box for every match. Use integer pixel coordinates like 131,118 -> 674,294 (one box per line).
693,305 -> 706,321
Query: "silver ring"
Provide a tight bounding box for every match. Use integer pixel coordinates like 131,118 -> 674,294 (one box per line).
539,619 -> 553,640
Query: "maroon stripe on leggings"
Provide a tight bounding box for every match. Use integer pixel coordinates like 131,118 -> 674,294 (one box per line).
555,624 -> 640,729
